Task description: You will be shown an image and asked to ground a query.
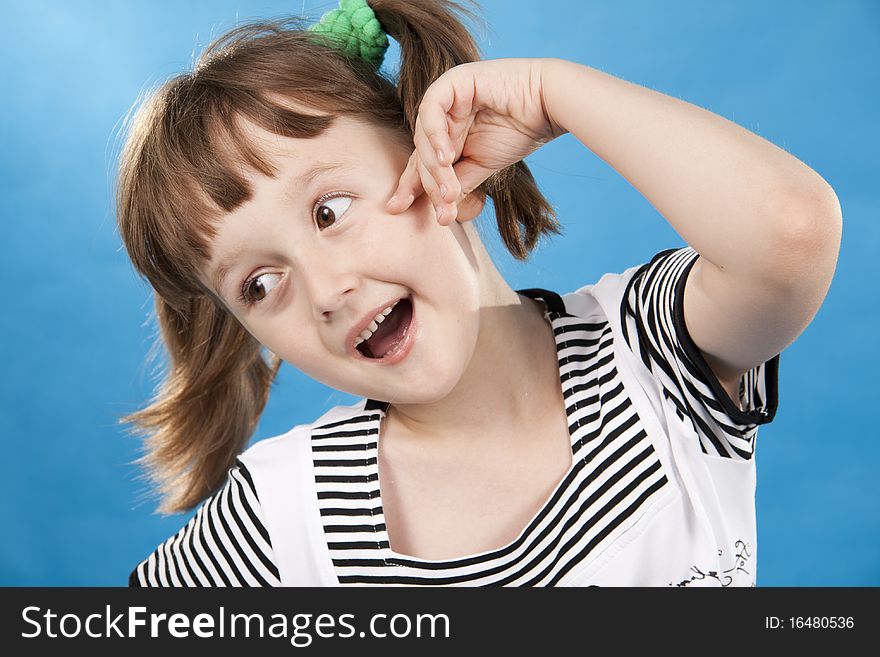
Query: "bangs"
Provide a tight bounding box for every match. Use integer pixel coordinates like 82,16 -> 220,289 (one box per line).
191,85 -> 337,215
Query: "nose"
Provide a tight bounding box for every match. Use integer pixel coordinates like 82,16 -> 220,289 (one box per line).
299,251 -> 359,322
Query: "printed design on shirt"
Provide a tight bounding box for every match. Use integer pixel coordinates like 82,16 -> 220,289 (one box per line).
129,459 -> 281,587
619,247 -> 779,461
311,290 -> 671,586
669,539 -> 753,587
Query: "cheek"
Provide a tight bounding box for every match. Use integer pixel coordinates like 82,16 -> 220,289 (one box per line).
373,209 -> 483,351
366,200 -> 477,288
241,316 -> 317,366
263,328 -> 343,386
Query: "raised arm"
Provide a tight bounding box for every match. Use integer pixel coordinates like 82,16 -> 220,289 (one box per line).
539,59 -> 842,399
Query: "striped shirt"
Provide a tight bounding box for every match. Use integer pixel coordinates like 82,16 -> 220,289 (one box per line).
130,246 -> 778,587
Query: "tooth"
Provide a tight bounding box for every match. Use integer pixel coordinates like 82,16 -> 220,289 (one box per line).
374,305 -> 395,323
355,299 -> 406,351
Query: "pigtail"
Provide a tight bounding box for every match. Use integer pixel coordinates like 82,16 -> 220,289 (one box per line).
125,294 -> 280,515
372,0 -> 562,259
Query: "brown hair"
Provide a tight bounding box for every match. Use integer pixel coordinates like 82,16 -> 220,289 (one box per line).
117,0 -> 561,515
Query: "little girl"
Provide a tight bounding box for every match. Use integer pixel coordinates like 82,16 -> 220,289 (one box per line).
122,0 -> 840,586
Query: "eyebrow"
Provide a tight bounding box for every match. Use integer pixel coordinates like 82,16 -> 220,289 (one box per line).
297,160 -> 350,189
209,161 -> 351,297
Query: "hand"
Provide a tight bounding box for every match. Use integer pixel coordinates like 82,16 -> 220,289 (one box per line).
386,58 -> 566,225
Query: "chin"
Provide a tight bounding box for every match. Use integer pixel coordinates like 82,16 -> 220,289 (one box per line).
370,355 -> 472,406
380,376 -> 460,406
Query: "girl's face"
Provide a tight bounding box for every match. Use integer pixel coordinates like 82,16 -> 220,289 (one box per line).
201,114 -> 487,404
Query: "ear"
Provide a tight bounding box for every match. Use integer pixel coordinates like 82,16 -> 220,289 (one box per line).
455,190 -> 486,223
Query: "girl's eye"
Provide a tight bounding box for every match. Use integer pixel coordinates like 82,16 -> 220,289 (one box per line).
314,193 -> 352,229
240,272 -> 283,306
237,193 -> 352,307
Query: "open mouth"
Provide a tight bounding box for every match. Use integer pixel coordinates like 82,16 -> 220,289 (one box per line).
356,296 -> 414,359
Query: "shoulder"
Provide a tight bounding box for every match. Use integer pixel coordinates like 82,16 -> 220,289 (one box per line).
237,399 -> 373,585
559,248 -> 685,324
240,399 -> 371,466
584,246 -> 777,459
128,459 -> 281,587
128,400 -> 371,587
236,398 -> 375,519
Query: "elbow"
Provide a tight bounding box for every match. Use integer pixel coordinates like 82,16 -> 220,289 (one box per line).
765,180 -> 842,288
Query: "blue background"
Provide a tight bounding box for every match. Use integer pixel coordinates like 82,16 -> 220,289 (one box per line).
1,0 -> 876,586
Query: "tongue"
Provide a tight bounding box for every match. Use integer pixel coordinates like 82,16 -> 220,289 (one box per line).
365,298 -> 412,357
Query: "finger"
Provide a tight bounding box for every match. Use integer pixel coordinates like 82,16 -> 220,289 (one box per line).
412,115 -> 461,206
413,131 -> 461,205
417,83 -> 457,167
386,150 -> 422,214
440,158 -> 492,225
417,157 -> 457,226
451,158 -> 494,200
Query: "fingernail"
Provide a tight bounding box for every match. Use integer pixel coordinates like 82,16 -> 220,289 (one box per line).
436,206 -> 444,223
387,195 -> 398,208
437,148 -> 445,164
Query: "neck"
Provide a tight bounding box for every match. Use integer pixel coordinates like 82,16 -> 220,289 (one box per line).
382,256 -> 561,452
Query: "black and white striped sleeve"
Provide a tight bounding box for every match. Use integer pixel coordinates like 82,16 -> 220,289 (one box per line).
128,459 -> 281,586
619,246 -> 780,460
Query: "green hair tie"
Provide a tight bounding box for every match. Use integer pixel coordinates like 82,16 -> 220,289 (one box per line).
307,0 -> 389,69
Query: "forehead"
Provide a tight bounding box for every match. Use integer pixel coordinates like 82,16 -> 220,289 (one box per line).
224,113 -> 409,213
234,112 -> 395,169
